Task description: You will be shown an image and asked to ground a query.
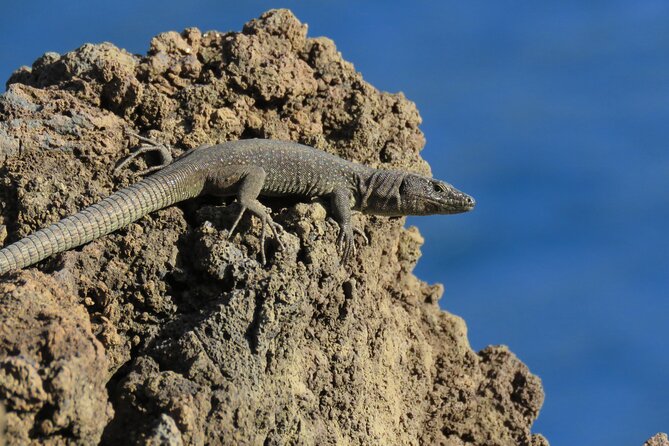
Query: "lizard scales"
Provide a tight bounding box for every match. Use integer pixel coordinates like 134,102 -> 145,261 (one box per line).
0,138 -> 475,274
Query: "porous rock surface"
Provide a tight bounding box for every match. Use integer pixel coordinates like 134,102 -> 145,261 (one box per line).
0,9 -> 547,446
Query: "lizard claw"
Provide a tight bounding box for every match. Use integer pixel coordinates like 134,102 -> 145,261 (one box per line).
228,206 -> 246,239
228,202 -> 285,265
353,226 -> 369,245
328,217 -> 368,248
259,217 -> 285,265
269,221 -> 285,249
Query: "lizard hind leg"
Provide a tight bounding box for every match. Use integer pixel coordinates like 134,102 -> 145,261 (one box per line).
227,201 -> 284,245
243,199 -> 285,264
259,209 -> 285,265
227,205 -> 247,238
225,165 -> 284,264
114,132 -> 174,176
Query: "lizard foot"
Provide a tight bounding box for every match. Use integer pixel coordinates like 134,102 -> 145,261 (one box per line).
328,217 -> 368,262
114,132 -> 173,176
337,227 -> 356,262
352,226 -> 369,245
228,204 -> 285,265
259,216 -> 285,265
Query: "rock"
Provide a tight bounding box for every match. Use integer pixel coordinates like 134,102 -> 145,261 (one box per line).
0,8 -> 547,445
0,272 -> 112,444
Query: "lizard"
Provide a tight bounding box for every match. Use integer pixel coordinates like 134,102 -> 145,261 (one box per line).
0,135 -> 475,275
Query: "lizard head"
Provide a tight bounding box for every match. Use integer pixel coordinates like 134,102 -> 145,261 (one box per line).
397,174 -> 475,216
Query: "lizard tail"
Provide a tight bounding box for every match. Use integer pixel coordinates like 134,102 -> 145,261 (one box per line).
0,169 -> 203,275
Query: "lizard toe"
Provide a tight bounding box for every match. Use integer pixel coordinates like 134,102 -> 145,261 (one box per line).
353,226 -> 369,245
337,228 -> 356,262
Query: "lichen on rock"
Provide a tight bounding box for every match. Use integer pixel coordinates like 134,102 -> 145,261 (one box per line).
0,9 -> 546,445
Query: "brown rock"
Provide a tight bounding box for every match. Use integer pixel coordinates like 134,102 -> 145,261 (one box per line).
0,8 -> 547,445
0,272 -> 112,444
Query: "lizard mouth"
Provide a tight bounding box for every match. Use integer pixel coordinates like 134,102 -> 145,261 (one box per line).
429,194 -> 475,213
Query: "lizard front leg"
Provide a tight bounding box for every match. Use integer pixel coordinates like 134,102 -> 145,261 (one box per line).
330,188 -> 363,262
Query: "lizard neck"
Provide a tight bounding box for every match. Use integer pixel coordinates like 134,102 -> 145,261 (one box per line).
353,168 -> 407,216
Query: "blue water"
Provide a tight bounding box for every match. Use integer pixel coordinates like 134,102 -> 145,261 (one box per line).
2,2 -> 667,444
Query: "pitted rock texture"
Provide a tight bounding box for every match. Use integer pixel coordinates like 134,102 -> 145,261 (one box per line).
0,9 -> 547,446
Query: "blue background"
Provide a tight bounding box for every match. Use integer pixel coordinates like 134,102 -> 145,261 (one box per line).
1,1 -> 667,444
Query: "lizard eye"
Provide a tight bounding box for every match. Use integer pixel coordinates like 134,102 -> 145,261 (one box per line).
433,182 -> 446,192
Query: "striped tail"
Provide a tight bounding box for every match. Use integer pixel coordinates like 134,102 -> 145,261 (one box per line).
0,170 -> 202,275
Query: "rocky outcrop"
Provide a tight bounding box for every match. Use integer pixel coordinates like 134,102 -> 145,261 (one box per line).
0,9 -> 547,445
